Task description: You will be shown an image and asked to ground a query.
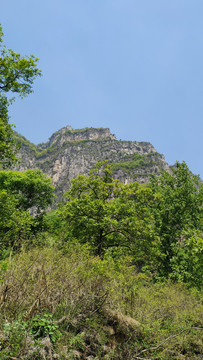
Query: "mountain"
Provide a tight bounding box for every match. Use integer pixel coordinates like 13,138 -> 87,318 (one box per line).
14,125 -> 170,200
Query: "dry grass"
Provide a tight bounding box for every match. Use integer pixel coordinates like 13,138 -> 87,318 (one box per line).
0,244 -> 202,359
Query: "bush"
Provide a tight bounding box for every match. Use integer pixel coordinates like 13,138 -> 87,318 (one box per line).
0,246 -> 202,359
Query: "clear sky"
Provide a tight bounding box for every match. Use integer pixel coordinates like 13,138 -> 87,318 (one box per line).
1,0 -> 203,178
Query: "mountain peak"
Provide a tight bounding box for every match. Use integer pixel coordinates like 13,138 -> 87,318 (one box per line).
14,125 -> 170,203
38,126 -> 117,149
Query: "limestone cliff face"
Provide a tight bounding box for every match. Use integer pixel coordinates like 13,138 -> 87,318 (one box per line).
38,126 -> 116,149
14,126 -> 170,200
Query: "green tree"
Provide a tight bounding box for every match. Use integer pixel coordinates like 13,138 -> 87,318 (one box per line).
0,169 -> 55,214
150,161 -> 203,280
0,169 -> 54,254
0,24 -> 41,167
169,228 -> 203,288
59,162 -> 122,255
59,162 -> 158,268
0,96 -> 17,167
0,189 -> 32,255
113,181 -> 159,270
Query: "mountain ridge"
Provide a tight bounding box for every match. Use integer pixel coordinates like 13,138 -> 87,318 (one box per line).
14,126 -> 170,201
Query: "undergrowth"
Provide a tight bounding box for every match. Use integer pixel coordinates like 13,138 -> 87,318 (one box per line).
0,244 -> 202,359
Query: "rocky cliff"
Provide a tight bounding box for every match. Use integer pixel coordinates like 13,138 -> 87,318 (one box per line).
14,126 -> 170,200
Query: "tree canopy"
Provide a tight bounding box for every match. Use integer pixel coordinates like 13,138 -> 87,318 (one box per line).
0,169 -> 55,213
0,24 -> 41,167
0,189 -> 32,253
58,161 -> 203,287
0,169 -> 55,254
59,162 -> 159,268
149,161 -> 203,285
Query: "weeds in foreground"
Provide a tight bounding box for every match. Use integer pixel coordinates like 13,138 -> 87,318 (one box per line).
0,244 -> 202,359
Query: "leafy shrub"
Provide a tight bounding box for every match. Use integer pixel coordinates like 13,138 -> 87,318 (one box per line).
29,313 -> 61,343
0,189 -> 33,255
0,320 -> 27,358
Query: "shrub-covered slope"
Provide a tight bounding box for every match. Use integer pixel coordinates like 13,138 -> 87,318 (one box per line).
0,246 -> 202,359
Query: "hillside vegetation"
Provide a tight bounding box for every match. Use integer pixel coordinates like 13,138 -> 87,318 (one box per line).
0,21 -> 202,359
0,161 -> 202,359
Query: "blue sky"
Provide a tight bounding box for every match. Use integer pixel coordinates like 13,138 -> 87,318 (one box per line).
1,0 -> 203,178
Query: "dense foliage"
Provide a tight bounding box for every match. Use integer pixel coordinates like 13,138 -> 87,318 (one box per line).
0,169 -> 54,255
0,159 -> 202,359
0,24 -> 41,167
59,163 -> 158,267
58,161 -> 203,289
0,24 -> 202,358
0,169 -> 54,212
150,162 -> 203,287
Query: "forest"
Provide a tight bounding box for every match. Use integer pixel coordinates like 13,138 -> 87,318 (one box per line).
0,24 -> 202,359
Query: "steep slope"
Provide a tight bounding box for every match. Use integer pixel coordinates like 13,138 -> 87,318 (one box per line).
14,125 -> 170,200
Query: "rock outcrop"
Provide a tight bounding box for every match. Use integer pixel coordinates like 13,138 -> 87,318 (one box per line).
14,126 -> 170,200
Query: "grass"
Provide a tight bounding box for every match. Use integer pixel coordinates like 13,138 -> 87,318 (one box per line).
0,243 -> 202,359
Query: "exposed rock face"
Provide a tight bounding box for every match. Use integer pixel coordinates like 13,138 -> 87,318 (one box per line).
38,125 -> 116,149
14,126 -> 170,201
